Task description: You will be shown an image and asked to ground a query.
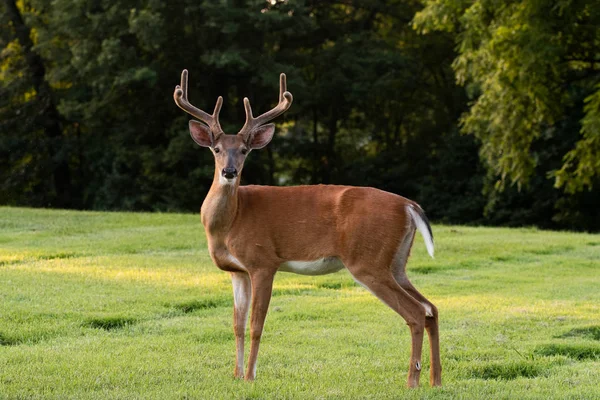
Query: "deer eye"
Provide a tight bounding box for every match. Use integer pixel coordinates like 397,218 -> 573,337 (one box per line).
241,148 -> 248,155
214,147 -> 220,153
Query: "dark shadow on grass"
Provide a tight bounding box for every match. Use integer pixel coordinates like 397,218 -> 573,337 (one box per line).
492,255 -> 519,262
526,245 -> 574,256
172,297 -> 231,314
272,288 -> 314,296
556,326 -> 600,341
411,266 -> 437,274
316,281 -> 361,290
317,282 -> 342,290
468,361 -> 542,380
277,312 -> 321,321
412,260 -> 486,275
84,316 -> 137,331
37,252 -> 79,260
0,332 -> 20,346
0,332 -> 50,346
0,252 -> 80,266
535,344 -> 600,360
0,259 -> 25,267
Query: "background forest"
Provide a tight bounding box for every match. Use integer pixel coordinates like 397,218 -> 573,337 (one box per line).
1,0 -> 599,231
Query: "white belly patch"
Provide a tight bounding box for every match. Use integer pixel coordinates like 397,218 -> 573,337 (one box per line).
279,257 -> 345,276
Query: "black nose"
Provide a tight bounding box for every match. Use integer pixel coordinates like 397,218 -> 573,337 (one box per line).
222,167 -> 237,179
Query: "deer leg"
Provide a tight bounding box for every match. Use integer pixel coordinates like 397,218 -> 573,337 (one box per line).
231,272 -> 251,379
394,273 -> 442,387
245,269 -> 275,381
348,267 -> 427,388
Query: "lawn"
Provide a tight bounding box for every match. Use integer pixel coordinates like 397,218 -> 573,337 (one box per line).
0,206 -> 599,399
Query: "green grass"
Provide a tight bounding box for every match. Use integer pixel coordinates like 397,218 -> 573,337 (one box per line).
1,206 -> 599,399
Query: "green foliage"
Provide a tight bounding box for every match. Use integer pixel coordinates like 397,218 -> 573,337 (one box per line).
414,0 -> 600,193
556,84 -> 600,193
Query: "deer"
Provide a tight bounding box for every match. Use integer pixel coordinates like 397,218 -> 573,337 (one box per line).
173,69 -> 442,388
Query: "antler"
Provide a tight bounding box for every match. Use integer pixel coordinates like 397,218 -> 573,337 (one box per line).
239,73 -> 293,140
173,69 -> 224,137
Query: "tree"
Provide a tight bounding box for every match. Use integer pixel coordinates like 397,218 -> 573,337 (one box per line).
413,0 -> 600,193
1,0 -> 73,207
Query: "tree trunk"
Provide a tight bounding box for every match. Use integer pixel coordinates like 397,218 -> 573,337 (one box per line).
4,0 -> 72,208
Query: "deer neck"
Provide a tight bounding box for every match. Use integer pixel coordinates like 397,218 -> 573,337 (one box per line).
201,170 -> 241,236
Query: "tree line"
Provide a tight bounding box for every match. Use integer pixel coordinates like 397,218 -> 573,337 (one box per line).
1,0 -> 599,231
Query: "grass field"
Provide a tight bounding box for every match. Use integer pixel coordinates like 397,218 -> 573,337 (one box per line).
0,206 -> 599,399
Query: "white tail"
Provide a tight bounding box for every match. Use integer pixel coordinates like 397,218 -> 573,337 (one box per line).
408,205 -> 435,258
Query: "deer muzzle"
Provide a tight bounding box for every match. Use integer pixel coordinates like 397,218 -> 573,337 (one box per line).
222,167 -> 238,179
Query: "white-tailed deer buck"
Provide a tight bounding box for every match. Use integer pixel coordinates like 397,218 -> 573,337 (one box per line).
173,70 -> 441,388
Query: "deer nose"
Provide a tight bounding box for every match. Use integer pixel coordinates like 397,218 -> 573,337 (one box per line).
222,167 -> 238,179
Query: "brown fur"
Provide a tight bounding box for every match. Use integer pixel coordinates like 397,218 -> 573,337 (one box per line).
200,165 -> 441,387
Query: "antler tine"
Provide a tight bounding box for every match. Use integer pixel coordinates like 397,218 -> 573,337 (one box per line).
173,69 -> 224,136
239,73 -> 293,139
279,72 -> 286,103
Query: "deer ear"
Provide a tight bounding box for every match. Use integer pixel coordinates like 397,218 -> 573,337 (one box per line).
248,124 -> 275,149
189,120 -> 213,147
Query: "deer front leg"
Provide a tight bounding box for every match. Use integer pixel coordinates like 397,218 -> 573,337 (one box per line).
231,272 -> 251,379
245,269 -> 276,381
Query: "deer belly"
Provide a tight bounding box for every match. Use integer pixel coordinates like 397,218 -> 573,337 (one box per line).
279,257 -> 345,276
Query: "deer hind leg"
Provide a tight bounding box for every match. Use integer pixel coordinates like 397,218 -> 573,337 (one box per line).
231,272 -> 251,379
392,232 -> 442,387
347,265 -> 427,388
245,269 -> 276,381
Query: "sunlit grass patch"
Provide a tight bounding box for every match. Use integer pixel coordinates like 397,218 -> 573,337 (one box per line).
3,254 -> 226,288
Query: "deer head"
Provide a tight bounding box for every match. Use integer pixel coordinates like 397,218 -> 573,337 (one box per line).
173,70 -> 293,184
